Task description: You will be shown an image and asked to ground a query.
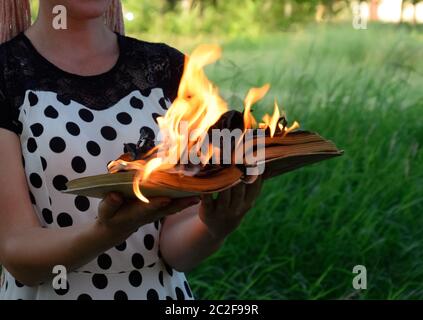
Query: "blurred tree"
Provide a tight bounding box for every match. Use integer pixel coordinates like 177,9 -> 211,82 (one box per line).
369,0 -> 379,21
400,0 -> 406,23
410,0 -> 419,24
124,0 -> 409,36
166,0 -> 178,10
391,0 -> 419,25
313,0 -> 351,21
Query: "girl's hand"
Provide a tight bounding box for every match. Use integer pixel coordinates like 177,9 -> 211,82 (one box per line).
199,176 -> 263,240
96,193 -> 200,244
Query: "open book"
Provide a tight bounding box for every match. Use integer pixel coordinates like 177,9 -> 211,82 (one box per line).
64,130 -> 343,199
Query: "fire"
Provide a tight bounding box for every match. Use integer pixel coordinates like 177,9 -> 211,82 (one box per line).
108,44 -> 300,202
243,84 -> 270,130
260,100 -> 280,138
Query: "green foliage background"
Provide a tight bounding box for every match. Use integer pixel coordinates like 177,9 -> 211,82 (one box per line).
179,23 -> 423,299
122,0 -> 325,37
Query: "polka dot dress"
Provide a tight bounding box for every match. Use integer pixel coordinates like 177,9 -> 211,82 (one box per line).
0,33 -> 193,300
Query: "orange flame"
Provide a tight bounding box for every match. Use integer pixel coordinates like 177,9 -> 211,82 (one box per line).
261,100 -> 281,138
108,45 -> 300,202
243,84 -> 270,130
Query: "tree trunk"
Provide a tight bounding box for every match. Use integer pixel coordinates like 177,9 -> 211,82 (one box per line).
369,0 -> 379,21
399,0 -> 405,23
284,0 -> 293,18
316,3 -> 326,22
166,0 -> 178,11
413,2 -> 418,25
181,0 -> 193,12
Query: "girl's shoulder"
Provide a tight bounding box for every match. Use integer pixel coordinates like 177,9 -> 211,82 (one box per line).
120,35 -> 185,78
0,33 -> 38,108
120,34 -> 184,62
118,35 -> 185,101
0,33 -> 35,95
0,33 -> 29,68
0,33 -> 185,75
0,33 -> 186,110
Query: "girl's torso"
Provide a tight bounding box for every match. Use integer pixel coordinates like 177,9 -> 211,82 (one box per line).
0,32 -> 193,300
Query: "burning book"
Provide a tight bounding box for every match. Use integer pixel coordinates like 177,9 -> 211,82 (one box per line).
64,45 -> 343,202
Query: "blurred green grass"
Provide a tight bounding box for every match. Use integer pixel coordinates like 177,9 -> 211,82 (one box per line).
136,24 -> 423,299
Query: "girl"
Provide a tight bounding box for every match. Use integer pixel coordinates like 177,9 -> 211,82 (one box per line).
0,0 -> 262,300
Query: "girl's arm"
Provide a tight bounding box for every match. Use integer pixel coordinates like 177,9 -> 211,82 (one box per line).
159,204 -> 224,272
160,178 -> 263,272
0,130 -> 112,286
0,130 -> 199,286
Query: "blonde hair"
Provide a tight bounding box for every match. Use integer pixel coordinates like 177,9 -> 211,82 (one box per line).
0,0 -> 125,44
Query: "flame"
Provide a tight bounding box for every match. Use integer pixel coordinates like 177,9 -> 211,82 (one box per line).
283,121 -> 301,137
243,84 -> 270,130
261,100 -> 281,138
150,45 -> 228,174
108,45 -> 300,202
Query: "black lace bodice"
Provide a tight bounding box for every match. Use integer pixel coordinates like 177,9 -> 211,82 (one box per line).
0,32 -> 185,134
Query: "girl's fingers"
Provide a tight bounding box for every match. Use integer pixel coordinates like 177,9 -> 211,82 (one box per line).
201,194 -> 215,215
142,196 -> 200,221
118,196 -> 171,223
142,197 -> 172,211
116,196 -> 200,226
98,192 -> 124,220
159,197 -> 201,218
239,177 -> 263,215
216,189 -> 231,213
230,183 -> 246,211
245,176 -> 263,202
